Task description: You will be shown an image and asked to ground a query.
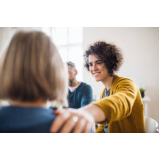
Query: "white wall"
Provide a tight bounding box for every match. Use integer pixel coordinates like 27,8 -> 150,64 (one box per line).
0,27 -> 14,54
82,27 -> 159,126
0,27 -> 42,54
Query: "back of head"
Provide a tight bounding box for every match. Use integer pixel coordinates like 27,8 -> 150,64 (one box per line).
0,31 -> 68,107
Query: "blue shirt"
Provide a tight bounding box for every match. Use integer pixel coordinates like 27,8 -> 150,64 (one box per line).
68,82 -> 93,109
0,106 -> 56,133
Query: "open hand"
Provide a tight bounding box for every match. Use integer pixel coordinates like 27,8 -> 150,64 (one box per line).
50,108 -> 95,133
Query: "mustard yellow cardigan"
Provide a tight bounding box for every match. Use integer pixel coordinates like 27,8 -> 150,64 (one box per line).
92,75 -> 145,133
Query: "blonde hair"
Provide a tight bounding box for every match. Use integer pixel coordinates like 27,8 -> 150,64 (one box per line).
0,31 -> 68,107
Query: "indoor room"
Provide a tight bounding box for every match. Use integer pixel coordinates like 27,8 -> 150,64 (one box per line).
0,27 -> 159,133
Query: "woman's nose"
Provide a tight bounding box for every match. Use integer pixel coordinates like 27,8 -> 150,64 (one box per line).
91,64 -> 97,71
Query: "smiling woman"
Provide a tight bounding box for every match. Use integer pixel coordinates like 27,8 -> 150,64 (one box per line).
50,41 -> 146,133
83,41 -> 145,133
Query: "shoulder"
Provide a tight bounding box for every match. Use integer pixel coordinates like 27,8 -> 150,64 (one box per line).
0,106 -> 12,116
112,75 -> 136,86
0,106 -> 56,119
0,106 -> 57,128
111,75 -> 137,93
80,82 -> 92,88
80,82 -> 92,91
0,106 -> 56,133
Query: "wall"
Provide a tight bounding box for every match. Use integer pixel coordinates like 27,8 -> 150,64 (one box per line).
0,27 -> 42,54
0,27 -> 13,54
82,27 -> 159,126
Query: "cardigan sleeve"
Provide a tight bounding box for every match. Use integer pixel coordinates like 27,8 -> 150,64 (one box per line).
95,124 -> 105,133
92,79 -> 137,124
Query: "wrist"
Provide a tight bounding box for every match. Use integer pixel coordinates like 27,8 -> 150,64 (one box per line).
79,104 -> 106,123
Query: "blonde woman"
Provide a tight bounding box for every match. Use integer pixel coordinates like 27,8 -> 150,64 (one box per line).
0,31 -> 69,132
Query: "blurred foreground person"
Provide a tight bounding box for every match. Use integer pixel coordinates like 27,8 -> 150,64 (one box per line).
0,31 -> 69,133
50,41 -> 145,133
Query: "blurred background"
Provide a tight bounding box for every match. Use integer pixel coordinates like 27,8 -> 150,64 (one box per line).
0,27 -> 159,128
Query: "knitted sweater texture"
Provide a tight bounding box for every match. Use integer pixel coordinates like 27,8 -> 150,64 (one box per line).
92,75 -> 145,133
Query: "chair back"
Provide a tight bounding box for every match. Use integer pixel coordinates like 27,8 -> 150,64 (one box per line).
144,116 -> 158,133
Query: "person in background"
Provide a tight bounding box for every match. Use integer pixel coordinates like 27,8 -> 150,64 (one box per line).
67,61 -> 93,109
0,31 -> 69,133
50,41 -> 145,133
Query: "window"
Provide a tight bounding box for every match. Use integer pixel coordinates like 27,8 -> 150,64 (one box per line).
42,27 -> 83,81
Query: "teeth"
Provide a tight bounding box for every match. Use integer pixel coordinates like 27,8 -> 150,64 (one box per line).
93,73 -> 100,77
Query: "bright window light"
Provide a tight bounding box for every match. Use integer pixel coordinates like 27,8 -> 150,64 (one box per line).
68,27 -> 82,44
42,27 -> 51,37
54,27 -> 67,45
43,27 -> 83,81
68,46 -> 83,81
58,47 -> 68,62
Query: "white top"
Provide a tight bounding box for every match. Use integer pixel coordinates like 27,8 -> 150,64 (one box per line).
68,82 -> 81,92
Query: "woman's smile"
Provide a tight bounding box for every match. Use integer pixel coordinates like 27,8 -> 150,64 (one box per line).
92,72 -> 101,77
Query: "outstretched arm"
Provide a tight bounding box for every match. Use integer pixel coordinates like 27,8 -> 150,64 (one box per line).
50,79 -> 137,133
92,79 -> 137,124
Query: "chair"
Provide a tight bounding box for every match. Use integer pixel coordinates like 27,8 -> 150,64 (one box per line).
144,116 -> 159,133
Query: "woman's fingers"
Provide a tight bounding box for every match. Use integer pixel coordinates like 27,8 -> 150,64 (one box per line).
50,108 -> 95,133
50,111 -> 70,133
73,118 -> 86,133
60,116 -> 77,133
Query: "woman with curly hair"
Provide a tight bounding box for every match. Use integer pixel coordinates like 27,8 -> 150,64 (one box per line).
50,41 -> 145,133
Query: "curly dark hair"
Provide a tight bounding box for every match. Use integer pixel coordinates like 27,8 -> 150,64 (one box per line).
84,41 -> 123,76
